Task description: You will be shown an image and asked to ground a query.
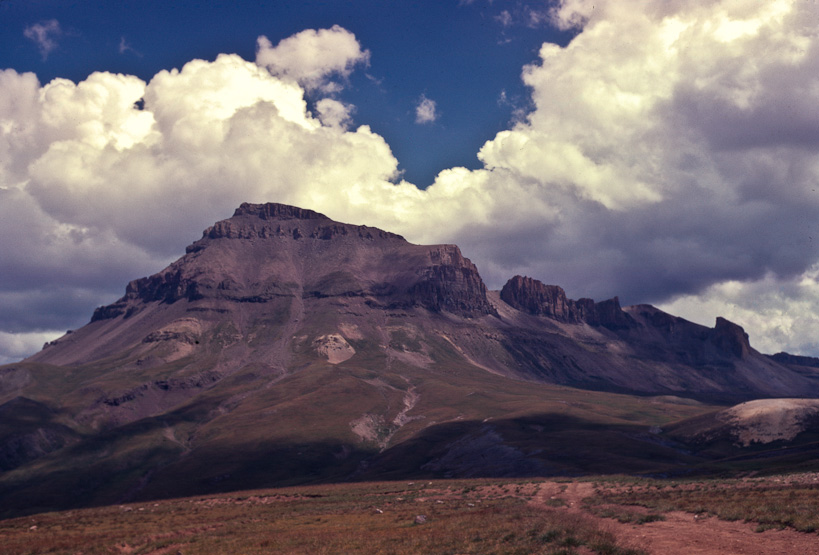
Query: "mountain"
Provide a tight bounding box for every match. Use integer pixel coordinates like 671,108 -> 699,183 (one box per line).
2,202 -> 819,515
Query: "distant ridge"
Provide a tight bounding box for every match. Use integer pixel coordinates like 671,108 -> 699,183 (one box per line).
501,275 -> 634,329
769,352 -> 819,368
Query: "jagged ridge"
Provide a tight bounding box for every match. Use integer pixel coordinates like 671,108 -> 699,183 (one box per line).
500,275 -> 634,329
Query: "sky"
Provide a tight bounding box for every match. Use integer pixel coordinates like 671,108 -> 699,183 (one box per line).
2,0 -> 819,363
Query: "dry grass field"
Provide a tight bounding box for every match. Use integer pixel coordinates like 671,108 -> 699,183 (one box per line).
589,472 -> 819,534
0,479 -> 640,555
3,474 -> 819,554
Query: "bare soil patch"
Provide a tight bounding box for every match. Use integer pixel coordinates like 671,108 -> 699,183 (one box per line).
530,479 -> 819,555
723,398 -> 819,446
614,511 -> 818,555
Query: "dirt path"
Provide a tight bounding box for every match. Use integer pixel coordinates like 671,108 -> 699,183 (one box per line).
530,482 -> 819,555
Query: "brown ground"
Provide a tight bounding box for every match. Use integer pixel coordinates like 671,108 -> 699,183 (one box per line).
4,478 -> 819,554
530,481 -> 819,555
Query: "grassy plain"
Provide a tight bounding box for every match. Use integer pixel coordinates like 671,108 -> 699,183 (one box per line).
589,473 -> 819,533
4,474 -> 819,554
0,479 -> 641,555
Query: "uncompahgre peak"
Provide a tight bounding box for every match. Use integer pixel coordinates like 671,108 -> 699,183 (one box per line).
2,202 -> 819,514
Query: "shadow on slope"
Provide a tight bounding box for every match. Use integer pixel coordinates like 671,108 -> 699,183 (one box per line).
358,413 -> 702,481
0,397 -> 81,471
0,410 -> 704,519
0,407 -> 374,519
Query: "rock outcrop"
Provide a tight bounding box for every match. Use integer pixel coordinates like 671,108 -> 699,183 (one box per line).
499,276 -> 578,321
500,275 -> 634,329
233,202 -> 329,221
407,246 -> 496,317
711,317 -> 752,359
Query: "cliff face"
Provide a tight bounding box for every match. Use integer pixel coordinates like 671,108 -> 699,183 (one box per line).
711,316 -> 752,359
89,203 -> 495,324
500,275 -> 634,329
499,276 -> 577,321
407,246 -> 495,316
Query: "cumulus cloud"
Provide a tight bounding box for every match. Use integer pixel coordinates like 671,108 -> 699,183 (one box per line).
439,0 -> 819,354
428,0 -> 819,353
659,266 -> 819,356
5,6 -> 819,363
415,94 -> 438,124
0,48 -> 401,354
314,98 -> 354,128
23,19 -> 61,60
255,25 -> 370,93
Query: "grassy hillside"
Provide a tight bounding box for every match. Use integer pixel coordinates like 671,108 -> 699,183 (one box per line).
0,349 -> 719,517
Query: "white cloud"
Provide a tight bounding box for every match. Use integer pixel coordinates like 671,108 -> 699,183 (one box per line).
23,19 -> 61,60
415,94 -> 438,124
445,0 -> 819,354
496,10 -> 513,28
119,36 -> 142,57
315,98 -> 354,128
659,267 -> 819,355
0,42 -> 401,361
0,331 -> 62,365
5,7 -> 819,363
255,25 -> 370,93
526,7 -> 552,27
17,53 -> 400,256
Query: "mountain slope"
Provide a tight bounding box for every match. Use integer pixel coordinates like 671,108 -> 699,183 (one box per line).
26,202 -> 819,404
2,202 -> 819,515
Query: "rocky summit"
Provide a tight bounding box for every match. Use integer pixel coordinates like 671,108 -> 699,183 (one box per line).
2,202 -> 819,515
